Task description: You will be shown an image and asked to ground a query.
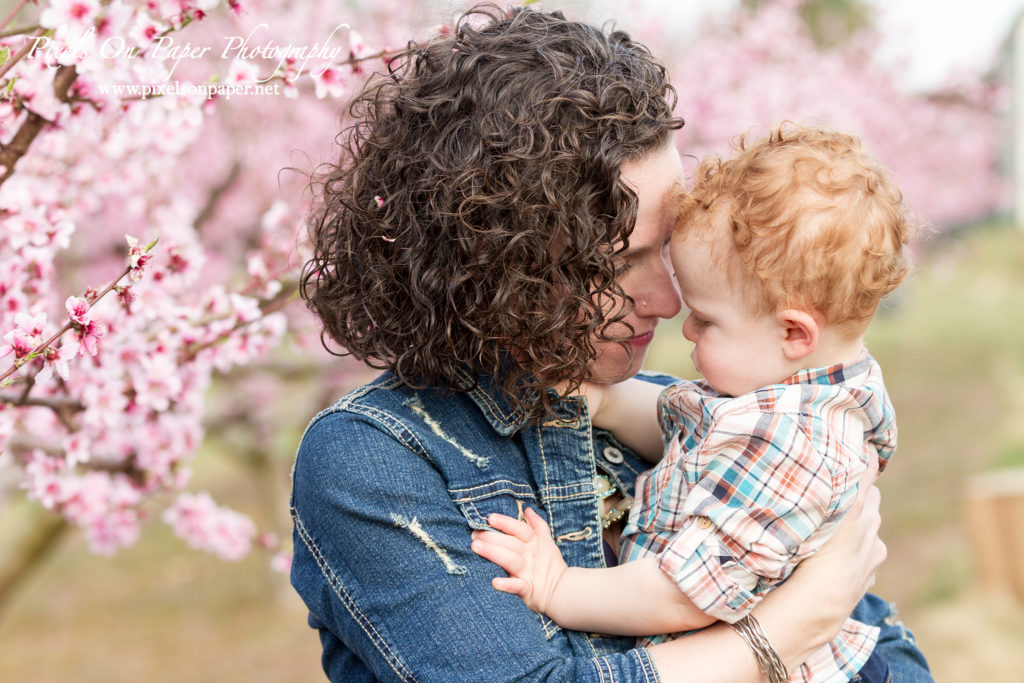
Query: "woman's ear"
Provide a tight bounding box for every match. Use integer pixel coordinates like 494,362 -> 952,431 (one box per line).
777,309 -> 819,361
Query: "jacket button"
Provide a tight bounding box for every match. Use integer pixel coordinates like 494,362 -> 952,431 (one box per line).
602,446 -> 624,464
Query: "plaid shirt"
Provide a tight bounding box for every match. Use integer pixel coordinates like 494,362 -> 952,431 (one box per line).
619,351 -> 896,682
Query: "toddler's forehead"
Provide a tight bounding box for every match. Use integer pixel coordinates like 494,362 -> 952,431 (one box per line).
671,231 -> 734,291
672,206 -> 732,260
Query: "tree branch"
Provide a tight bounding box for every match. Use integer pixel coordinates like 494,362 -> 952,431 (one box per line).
193,161 -> 242,233
0,0 -> 32,34
0,63 -> 77,189
0,26 -> 47,81
0,248 -> 148,387
5,434 -> 146,481
0,23 -> 40,40
0,393 -> 85,412
179,279 -> 299,363
0,513 -> 68,618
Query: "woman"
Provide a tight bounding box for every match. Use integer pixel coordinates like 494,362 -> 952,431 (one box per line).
292,5 -> 931,681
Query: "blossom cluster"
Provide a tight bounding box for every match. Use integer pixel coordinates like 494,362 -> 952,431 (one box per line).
0,0 -> 383,563
654,0 -> 1008,230
0,0 -> 1011,571
162,491 -> 256,561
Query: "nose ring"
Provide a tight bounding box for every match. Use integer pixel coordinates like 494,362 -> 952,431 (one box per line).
641,300 -> 648,307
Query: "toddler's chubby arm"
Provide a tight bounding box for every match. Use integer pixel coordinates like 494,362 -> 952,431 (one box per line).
471,507 -> 714,636
579,378 -> 665,462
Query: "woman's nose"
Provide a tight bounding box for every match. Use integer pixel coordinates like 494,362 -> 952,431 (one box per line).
640,267 -> 682,320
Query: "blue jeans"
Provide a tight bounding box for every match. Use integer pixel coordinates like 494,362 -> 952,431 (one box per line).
852,593 -> 932,682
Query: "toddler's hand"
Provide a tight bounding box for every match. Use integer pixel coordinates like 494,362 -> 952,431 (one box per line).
470,507 -> 568,614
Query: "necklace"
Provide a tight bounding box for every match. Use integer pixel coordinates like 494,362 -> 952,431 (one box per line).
595,474 -> 633,529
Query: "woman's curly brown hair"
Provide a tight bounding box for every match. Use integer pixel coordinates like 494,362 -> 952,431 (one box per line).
302,3 -> 682,421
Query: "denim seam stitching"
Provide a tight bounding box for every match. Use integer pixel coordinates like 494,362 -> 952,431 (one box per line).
535,426 -> 553,518
292,507 -> 417,683
544,480 -> 594,494
461,500 -> 483,525
449,481 -> 536,501
296,376 -> 407,451
538,613 -> 561,639
456,367 -> 516,427
346,404 -> 432,464
637,647 -> 658,683
544,491 -> 596,502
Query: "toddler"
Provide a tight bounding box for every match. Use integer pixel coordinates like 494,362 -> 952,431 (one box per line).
471,125 -> 914,682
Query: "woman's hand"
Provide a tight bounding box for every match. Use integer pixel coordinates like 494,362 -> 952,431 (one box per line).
798,457 -> 886,621
646,471 -> 886,683
750,459 -> 886,668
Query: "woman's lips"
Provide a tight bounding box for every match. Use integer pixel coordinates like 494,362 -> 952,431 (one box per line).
628,331 -> 654,348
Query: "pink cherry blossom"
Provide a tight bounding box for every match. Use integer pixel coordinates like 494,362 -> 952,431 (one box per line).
69,318 -> 105,357
5,208 -> 60,251
38,0 -> 102,30
94,1 -> 136,40
270,551 -> 292,574
62,432 -> 90,467
0,311 -> 48,361
0,0 -> 1007,573
256,532 -> 279,549
649,0 -> 1008,229
116,285 -> 137,312
22,450 -> 67,510
349,30 -> 370,59
162,492 -> 256,561
62,472 -> 144,555
311,65 -> 346,100
227,59 -> 261,85
127,12 -> 168,49
125,235 -> 155,281
66,296 -> 91,326
14,311 -> 48,339
0,329 -> 35,361
36,344 -> 71,382
132,351 -> 184,412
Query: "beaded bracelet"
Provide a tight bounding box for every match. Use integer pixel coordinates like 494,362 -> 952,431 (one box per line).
729,615 -> 789,683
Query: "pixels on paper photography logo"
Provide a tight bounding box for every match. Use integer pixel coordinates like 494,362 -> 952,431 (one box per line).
26,21 -> 357,100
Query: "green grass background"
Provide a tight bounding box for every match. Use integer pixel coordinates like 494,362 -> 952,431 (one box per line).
1,222 -> 1023,681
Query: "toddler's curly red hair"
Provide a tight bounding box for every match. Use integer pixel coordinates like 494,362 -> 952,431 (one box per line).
677,125 -> 915,337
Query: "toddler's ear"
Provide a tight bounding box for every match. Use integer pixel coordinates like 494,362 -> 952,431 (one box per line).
777,309 -> 819,361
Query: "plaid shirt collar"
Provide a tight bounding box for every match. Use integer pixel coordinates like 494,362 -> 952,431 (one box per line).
781,348 -> 871,388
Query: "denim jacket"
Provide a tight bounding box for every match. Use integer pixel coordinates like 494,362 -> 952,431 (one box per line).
289,369 -> 932,682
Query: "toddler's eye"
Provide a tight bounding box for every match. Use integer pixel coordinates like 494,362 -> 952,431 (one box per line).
693,317 -> 711,328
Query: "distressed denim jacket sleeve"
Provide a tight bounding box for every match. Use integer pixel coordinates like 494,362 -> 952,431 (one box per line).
289,372 -> 662,682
